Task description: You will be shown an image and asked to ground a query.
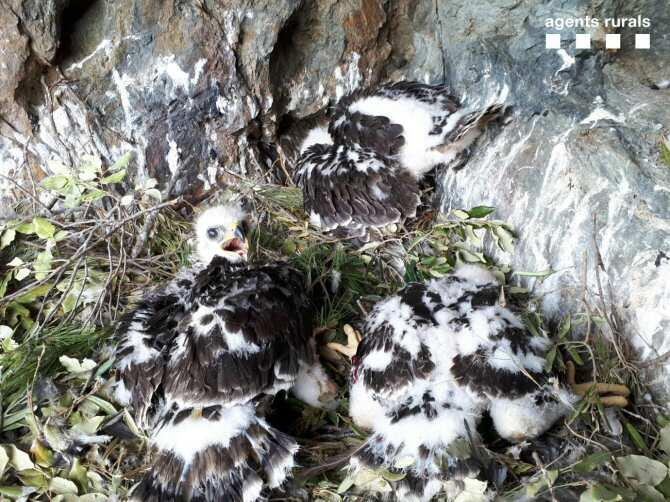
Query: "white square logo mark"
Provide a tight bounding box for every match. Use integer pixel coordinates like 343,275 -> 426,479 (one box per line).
605,33 -> 621,49
636,34 -> 650,49
575,34 -> 591,49
546,33 -> 561,49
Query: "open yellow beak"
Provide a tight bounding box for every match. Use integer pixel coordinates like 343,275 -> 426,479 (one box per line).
220,225 -> 248,257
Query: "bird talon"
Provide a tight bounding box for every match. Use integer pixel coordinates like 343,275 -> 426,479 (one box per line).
326,342 -> 357,359
343,324 -> 363,345
566,361 -> 630,407
326,325 -> 362,360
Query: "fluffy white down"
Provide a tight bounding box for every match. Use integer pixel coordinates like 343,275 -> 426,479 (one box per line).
349,378 -> 386,431
263,442 -> 298,489
490,387 -> 577,442
153,404 -> 255,461
292,361 -> 338,409
349,96 -> 445,177
300,126 -> 333,154
242,477 -> 263,502
117,321 -> 159,370
113,380 -> 133,405
351,263 -> 578,496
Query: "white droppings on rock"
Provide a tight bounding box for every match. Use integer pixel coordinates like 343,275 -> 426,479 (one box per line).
334,52 -> 362,100
555,49 -> 575,75
166,138 -> 181,176
245,95 -> 258,119
156,55 -> 191,93
286,82 -> 312,112
580,107 -> 625,126
190,58 -> 207,87
112,69 -> 135,137
66,39 -> 113,71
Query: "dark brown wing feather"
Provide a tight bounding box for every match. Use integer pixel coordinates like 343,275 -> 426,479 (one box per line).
329,87 -> 405,156
295,143 -> 421,237
163,258 -> 315,405
115,271 -> 200,428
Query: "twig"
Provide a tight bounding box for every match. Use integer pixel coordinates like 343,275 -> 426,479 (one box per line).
532,451 -> 558,502
0,172 -> 53,213
27,345 -> 47,441
0,199 -> 181,305
131,156 -> 186,258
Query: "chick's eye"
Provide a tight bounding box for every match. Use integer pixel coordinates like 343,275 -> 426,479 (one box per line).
207,228 -> 218,239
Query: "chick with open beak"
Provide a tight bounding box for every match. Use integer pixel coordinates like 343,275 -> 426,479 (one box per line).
195,203 -> 250,264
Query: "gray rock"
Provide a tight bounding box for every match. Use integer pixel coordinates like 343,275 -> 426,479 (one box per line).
429,0 -> 670,403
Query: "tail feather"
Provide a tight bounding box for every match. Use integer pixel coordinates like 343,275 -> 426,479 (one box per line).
132,404 -> 298,502
448,102 -> 506,144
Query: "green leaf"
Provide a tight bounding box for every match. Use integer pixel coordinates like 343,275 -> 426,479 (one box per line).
59,355 -> 97,376
84,396 -> 117,415
392,456 -> 415,469
48,476 -> 78,495
0,486 -> 37,497
33,217 -> 55,239
381,470 -> 406,482
6,444 -> 35,471
15,267 -> 31,281
493,226 -> 515,253
573,452 -> 611,474
16,222 -> 35,234
452,209 -> 470,220
64,193 -> 81,208
7,257 -> 23,267
41,175 -> 70,191
71,415 -> 105,435
467,206 -> 496,218
526,478 -> 546,497
512,269 -> 557,279
616,454 -> 667,485
623,421 -> 649,452
101,168 -> 126,184
464,225 -> 484,247
0,446 -> 8,478
30,440 -> 54,467
352,468 -> 380,487
0,325 -> 11,340
544,346 -> 557,372
337,474 -> 355,494
457,248 -> 486,263
637,486 -> 666,502
566,345 -> 584,365
81,189 -> 106,203
68,457 -> 89,491
0,228 -> 16,249
16,283 -> 52,303
79,493 -> 108,501
656,476 -> 670,498
78,155 -> 102,181
144,188 -> 162,201
110,151 -> 134,171
557,316 -> 572,340
660,136 -> 670,168
658,425 -> 670,455
579,484 -> 623,502
34,250 -> 53,280
454,478 -> 489,502
61,293 -> 78,313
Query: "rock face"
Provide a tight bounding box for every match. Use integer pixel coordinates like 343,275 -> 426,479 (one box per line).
432,0 -> 670,403
0,0 -> 668,400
